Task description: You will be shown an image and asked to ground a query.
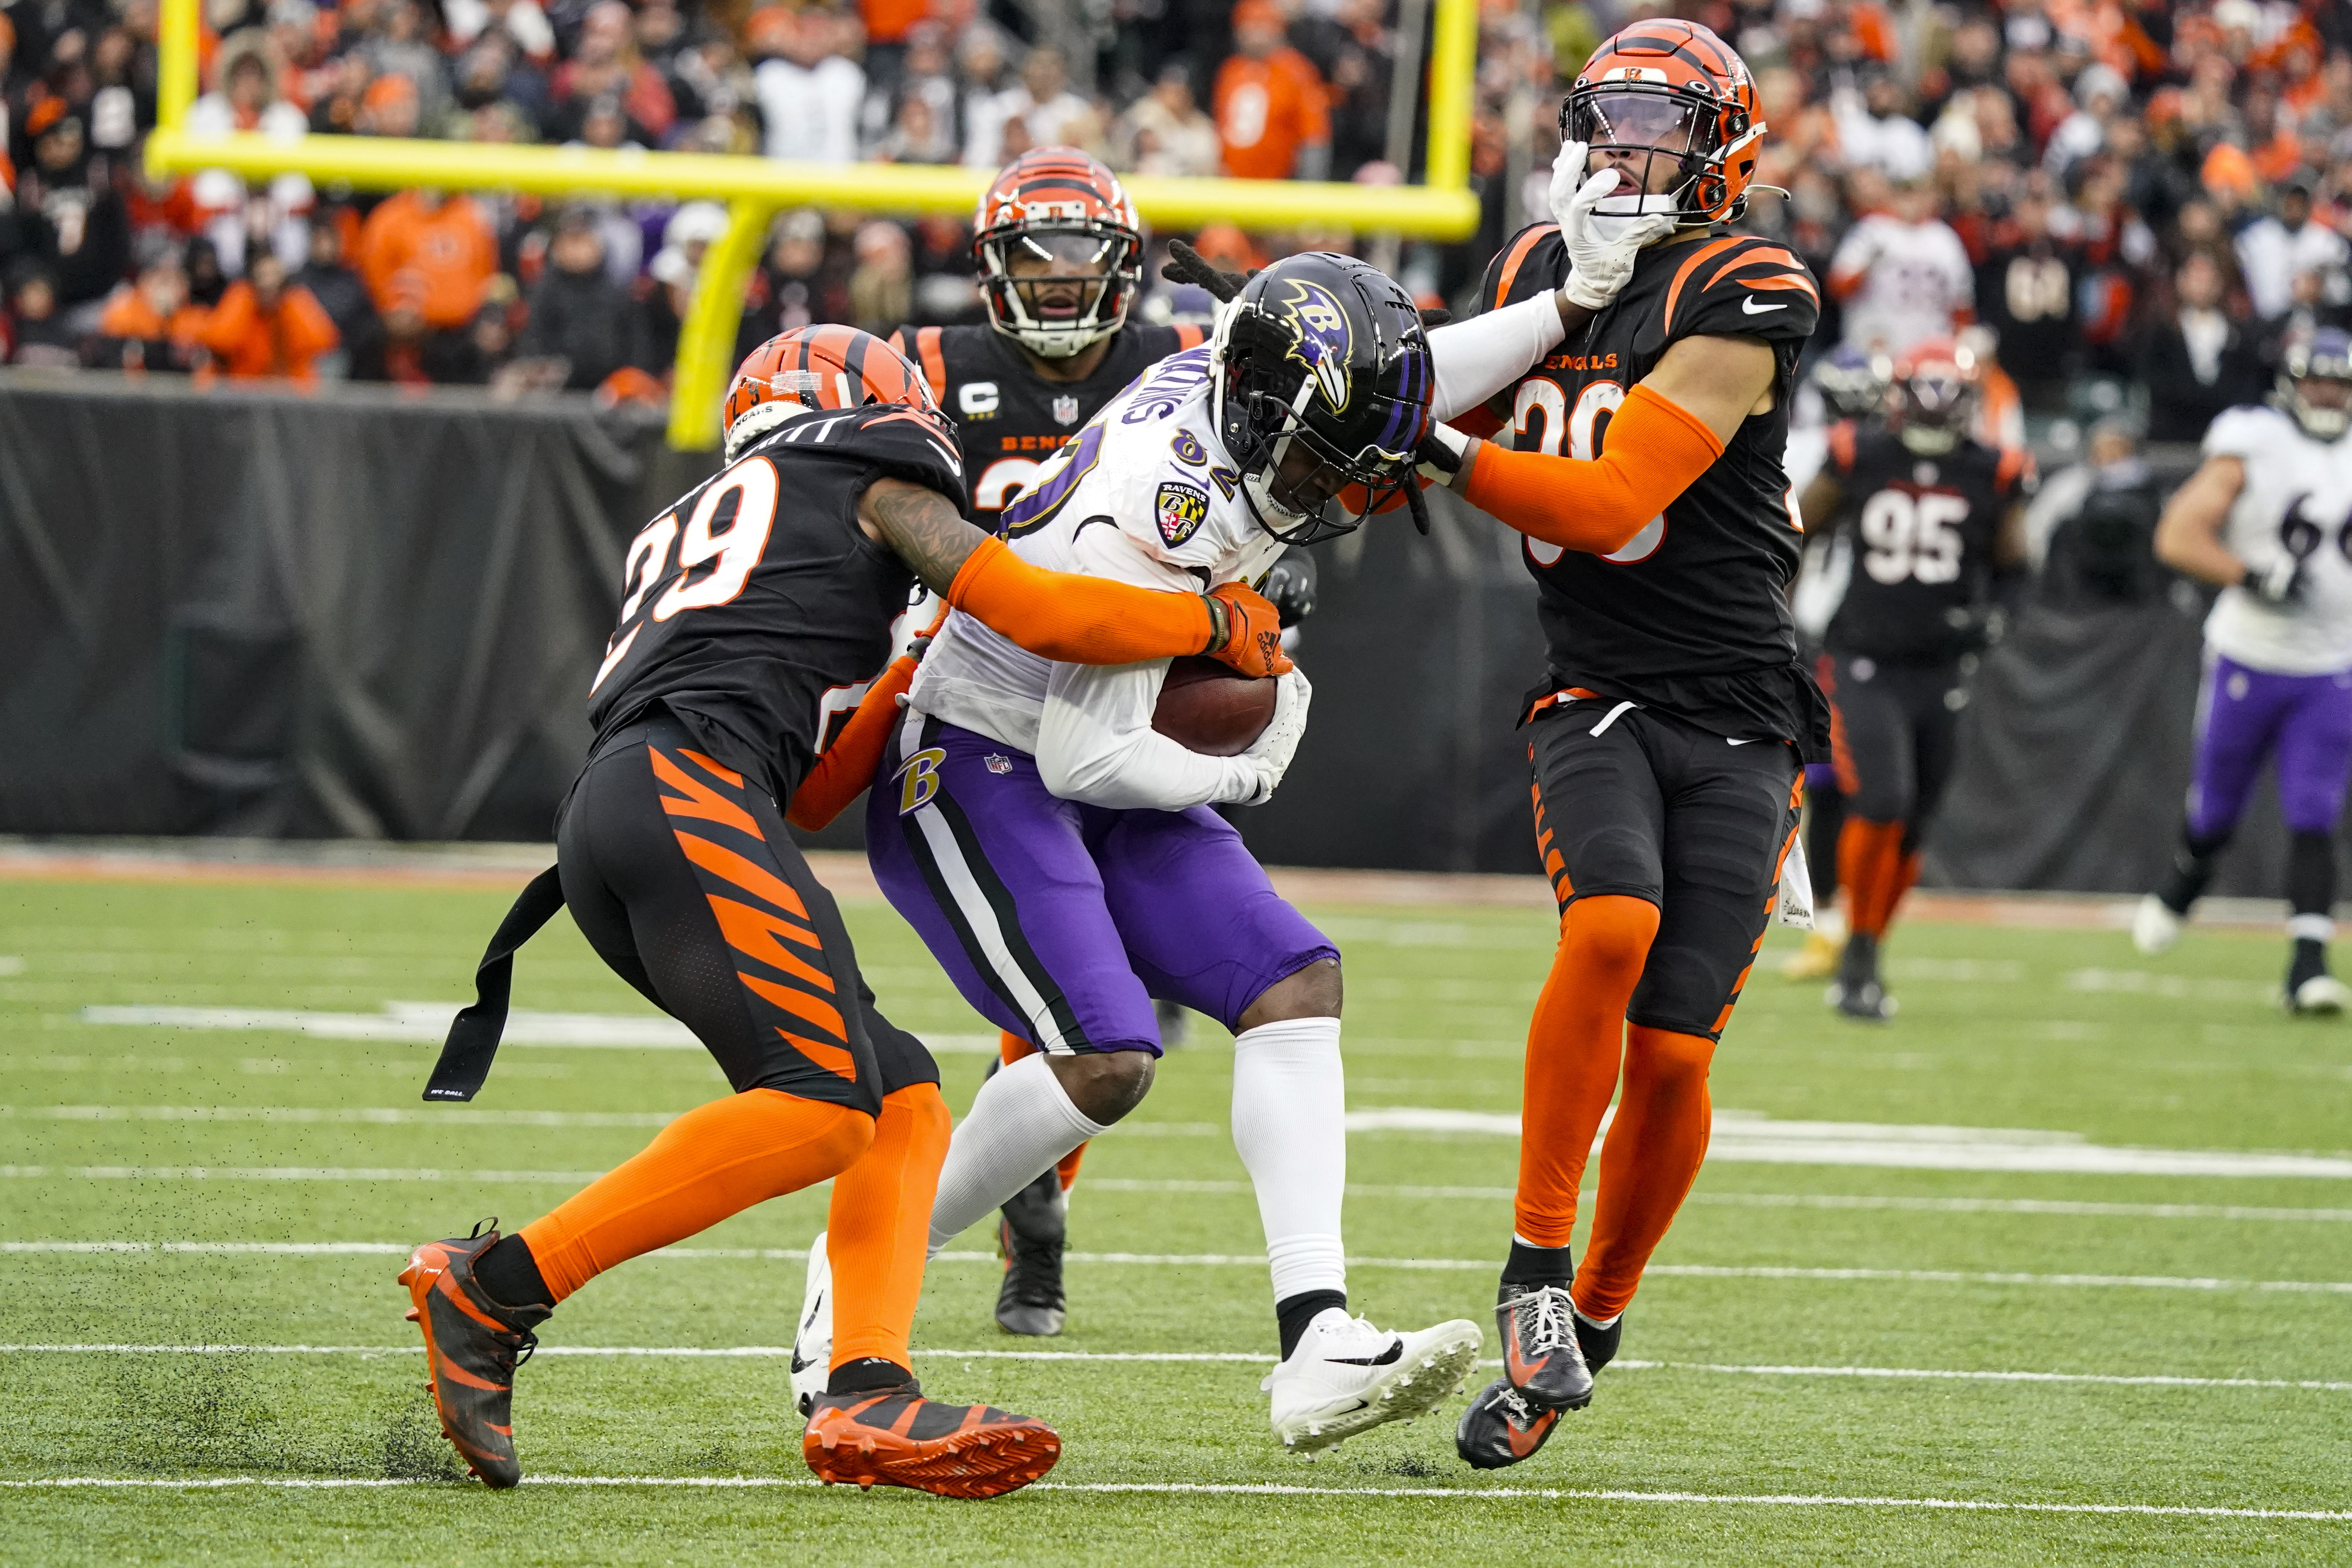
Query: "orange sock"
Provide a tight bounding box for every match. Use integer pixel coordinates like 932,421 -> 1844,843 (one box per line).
825,1082 -> 953,1373
519,1088 -> 870,1303
1839,818 -> 1907,940
1573,1025 -> 1715,1323
1514,894 -> 1661,1248
1000,1030 -> 1087,1193
1055,1142 -> 1087,1193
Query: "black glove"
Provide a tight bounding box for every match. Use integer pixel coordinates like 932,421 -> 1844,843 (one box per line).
1262,551 -> 1319,628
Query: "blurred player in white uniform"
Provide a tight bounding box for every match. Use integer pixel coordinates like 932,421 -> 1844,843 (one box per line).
1825,174 -> 1974,357
2136,329 -> 2352,1013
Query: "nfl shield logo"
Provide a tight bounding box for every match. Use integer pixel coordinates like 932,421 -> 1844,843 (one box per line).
1052,395 -> 1082,426
985,753 -> 1013,775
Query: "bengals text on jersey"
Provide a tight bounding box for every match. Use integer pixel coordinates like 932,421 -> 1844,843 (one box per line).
1821,421 -> 2030,662
1470,223 -> 1827,746
891,320 -> 1205,529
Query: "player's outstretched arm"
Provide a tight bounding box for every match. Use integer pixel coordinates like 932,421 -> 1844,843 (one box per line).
2154,456 -> 2255,589
857,477 -> 1291,677
1437,335 -> 1779,554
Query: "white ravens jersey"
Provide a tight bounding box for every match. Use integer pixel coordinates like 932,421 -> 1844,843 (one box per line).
911,345 -> 1286,751
2203,405 -> 2352,675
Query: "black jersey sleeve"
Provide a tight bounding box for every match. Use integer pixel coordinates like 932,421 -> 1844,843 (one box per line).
1477,222 -> 1567,313
1658,235 -> 1821,347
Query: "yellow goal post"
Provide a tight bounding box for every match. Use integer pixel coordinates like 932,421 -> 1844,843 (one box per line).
144,0 -> 1479,451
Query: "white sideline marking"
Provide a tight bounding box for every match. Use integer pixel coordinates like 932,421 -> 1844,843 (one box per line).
2,1475 -> 2345,1519
10,1343 -> 2351,1393
9,1240 -> 2352,1294
2,1106 -> 1212,1135
73,1004 -> 1001,1055
0,1167 -> 607,1183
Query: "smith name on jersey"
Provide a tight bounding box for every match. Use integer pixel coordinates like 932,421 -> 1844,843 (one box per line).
891,320 -> 1207,529
587,402 -> 965,800
1823,420 -> 2028,662
1479,225 -> 1825,744
2203,403 -> 2352,674
911,344 -> 1279,747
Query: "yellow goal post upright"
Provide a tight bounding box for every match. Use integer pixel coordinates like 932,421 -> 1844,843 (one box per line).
144,0 -> 1480,451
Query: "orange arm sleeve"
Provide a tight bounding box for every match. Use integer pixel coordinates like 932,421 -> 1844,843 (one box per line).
1461,383 -> 1726,555
944,534 -> 1214,665
784,654 -> 917,831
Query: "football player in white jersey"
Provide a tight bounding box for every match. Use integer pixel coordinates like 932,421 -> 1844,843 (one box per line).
2135,329 -> 2352,1013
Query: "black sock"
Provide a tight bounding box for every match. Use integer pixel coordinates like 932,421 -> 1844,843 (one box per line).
474,1233 -> 551,1311
826,1356 -> 913,1396
1806,787 -> 1844,908
1501,1239 -> 1573,1293
2157,826 -> 2230,914
2287,831 -> 2336,922
1276,1289 -> 1347,1359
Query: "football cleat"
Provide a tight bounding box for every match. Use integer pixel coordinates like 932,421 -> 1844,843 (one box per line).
2289,974 -> 2351,1015
1828,932 -> 1896,1021
995,1170 -> 1068,1337
802,1381 -> 1061,1499
398,1219 -> 550,1489
2132,893 -> 2184,955
1494,1283 -> 1592,1410
1455,1375 -> 1563,1470
1780,928 -> 1842,981
790,1231 -> 833,1419
1261,1308 -> 1483,1455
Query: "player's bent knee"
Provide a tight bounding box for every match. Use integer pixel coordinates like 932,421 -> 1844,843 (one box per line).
1046,1048 -> 1156,1125
1564,894 -> 1661,974
1236,957 -> 1343,1031
1625,1026 -> 1715,1087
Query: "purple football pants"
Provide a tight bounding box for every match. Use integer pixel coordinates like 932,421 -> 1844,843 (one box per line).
866,712 -> 1336,1055
2188,652 -> 2352,840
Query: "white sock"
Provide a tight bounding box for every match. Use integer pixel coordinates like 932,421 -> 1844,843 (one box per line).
926,1051 -> 1107,1255
1231,1016 -> 1348,1304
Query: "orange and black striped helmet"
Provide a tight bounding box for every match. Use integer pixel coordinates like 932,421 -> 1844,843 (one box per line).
722,324 -> 938,459
973,149 -> 1143,359
1564,20 -> 1764,227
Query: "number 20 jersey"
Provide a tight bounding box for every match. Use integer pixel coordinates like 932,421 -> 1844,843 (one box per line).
2202,404 -> 2352,675
585,404 -> 966,801
1822,422 -> 2027,662
1477,224 -> 1825,745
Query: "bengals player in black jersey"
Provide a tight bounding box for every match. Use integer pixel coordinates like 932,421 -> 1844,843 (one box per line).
1415,19 -> 1827,1468
397,325 -> 1291,1499
1798,338 -> 2029,1021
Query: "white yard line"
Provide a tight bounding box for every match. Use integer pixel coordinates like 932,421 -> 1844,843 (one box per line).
71,1004 -> 1002,1054
0,1167 -> 608,1182
0,1473 -> 2344,1519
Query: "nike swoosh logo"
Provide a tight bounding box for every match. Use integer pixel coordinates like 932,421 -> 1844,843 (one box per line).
1331,1341 -> 1405,1367
1742,297 -> 1786,315
1727,737 -> 1756,745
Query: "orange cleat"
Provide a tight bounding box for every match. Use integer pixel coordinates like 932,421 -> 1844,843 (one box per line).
398,1219 -> 550,1489
803,1381 -> 1062,1499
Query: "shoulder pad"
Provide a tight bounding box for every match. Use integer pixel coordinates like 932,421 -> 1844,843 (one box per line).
2203,403 -> 2288,462
1481,223 -> 1564,315
761,403 -> 966,503
1660,237 -> 1821,345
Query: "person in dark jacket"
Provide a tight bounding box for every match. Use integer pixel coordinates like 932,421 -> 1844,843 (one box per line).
2139,250 -> 2269,443
515,206 -> 649,390
295,212 -> 385,380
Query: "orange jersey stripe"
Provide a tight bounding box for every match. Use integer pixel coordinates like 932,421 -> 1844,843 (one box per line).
1704,245 -> 1802,292
915,326 -> 947,403
1492,224 -> 1558,312
1662,237 -> 1744,337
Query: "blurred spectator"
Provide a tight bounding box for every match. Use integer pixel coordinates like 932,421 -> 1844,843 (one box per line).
94,246 -> 208,371
1976,185 -> 2085,411
184,237 -> 230,309
955,24 -> 1021,170
444,0 -> 557,62
846,219 -> 910,336
752,5 -> 863,164
1215,0 -> 1329,181
184,32 -> 312,275
2237,179 -> 2350,322
737,208 -> 839,354
2027,417 -> 2166,608
1116,63 -> 1219,178
515,207 -> 647,390
5,262 -> 81,367
12,102 -> 132,309
355,189 -> 497,365
2140,250 -> 2268,443
200,249 -> 339,381
1833,69 -> 1932,181
295,215 -> 382,380
1000,46 -> 1096,154
1827,175 -> 1973,355
364,0 -> 453,129
550,2 -> 675,144
863,22 -> 957,160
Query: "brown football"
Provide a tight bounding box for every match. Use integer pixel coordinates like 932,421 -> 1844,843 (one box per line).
1152,655 -> 1277,757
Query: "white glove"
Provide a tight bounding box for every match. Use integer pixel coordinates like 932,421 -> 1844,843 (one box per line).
2250,555 -> 2306,604
1551,141 -> 1678,311
1417,421 -> 1470,487
1234,667 -> 1312,805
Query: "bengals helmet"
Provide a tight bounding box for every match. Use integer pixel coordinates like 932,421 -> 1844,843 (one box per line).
723,325 -> 940,460
1887,338 -> 1980,456
1563,20 -> 1764,230
974,149 -> 1144,359
1209,251 -> 1434,546
2277,326 -> 2352,441
1813,344 -> 1893,423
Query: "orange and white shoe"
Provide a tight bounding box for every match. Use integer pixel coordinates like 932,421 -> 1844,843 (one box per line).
398,1219 -> 550,1489
803,1381 -> 1061,1499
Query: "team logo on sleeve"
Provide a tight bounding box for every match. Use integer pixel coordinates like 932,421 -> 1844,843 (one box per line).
1052,394 -> 1082,426
1156,481 -> 1211,547
1277,278 -> 1353,411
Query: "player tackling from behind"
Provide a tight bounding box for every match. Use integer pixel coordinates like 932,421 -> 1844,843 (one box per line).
2133,328 -> 2352,1015
400,326 -> 1290,1497
1419,19 -> 1826,1466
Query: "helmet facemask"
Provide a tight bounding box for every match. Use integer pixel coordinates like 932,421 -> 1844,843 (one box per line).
978,223 -> 1140,359
1563,81 -> 1761,240
1895,363 -> 1974,455
2279,330 -> 2352,441
1232,383 -> 1424,546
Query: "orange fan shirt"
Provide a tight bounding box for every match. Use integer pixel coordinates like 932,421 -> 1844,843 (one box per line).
356,191 -> 498,330
200,280 -> 342,382
1213,48 -> 1329,180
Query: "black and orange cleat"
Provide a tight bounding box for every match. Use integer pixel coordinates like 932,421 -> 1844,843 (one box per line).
803,1381 -> 1061,1499
1455,1376 -> 1563,1470
398,1219 -> 551,1489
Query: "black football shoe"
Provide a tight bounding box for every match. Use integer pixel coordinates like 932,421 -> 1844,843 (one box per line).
1829,931 -> 1895,1021
398,1219 -> 551,1489
1494,1282 -> 1592,1411
994,1169 -> 1067,1337
803,1380 -> 1061,1498
1455,1376 -> 1563,1470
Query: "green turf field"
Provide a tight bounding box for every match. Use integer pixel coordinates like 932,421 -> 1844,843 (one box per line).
5,868 -> 2352,1565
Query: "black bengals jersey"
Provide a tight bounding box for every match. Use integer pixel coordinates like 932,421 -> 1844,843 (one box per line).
891,320 -> 1206,530
1822,422 -> 2028,662
1476,224 -> 1829,749
586,403 -> 964,802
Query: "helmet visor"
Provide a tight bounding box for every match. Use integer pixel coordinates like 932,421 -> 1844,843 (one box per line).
1574,88 -> 1700,154
988,227 -> 1131,328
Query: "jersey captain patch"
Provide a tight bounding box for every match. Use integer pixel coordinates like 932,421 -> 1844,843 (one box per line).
1157,480 -> 1210,547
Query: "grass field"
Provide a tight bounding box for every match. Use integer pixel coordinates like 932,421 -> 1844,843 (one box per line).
5,860 -> 2352,1565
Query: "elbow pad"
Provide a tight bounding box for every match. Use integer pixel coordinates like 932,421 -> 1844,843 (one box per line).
1461,383 -> 1725,554
945,535 -> 1216,666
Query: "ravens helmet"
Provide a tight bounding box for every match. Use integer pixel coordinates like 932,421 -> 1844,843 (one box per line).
1813,344 -> 1893,423
2278,327 -> 2352,442
1209,251 -> 1435,545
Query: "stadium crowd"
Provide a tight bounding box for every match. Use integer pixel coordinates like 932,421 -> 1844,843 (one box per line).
0,0 -> 2345,429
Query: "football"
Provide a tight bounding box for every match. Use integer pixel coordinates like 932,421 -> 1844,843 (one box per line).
1152,654 -> 1277,756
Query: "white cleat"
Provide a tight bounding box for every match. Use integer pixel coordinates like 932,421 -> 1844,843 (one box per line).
789,1231 -> 833,1418
2132,894 -> 2184,956
1261,1308 -> 1483,1456
2289,975 -> 2351,1016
